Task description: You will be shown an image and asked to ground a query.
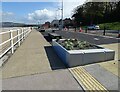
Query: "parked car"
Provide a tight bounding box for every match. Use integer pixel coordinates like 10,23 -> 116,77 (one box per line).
87,25 -> 100,30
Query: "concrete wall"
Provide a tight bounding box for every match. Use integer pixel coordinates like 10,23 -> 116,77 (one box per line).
52,39 -> 115,67
52,39 -> 68,66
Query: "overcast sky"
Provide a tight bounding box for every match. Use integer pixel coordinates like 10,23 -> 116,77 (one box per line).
1,0 -> 86,24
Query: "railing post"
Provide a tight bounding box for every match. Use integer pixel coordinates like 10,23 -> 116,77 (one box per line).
17,29 -> 20,46
24,29 -> 26,38
27,28 -> 29,37
10,30 -> 14,54
22,28 -> 24,41
0,32 -> 2,57
23,28 -> 26,39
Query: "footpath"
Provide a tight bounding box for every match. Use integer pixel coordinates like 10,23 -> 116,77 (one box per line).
1,29 -> 119,91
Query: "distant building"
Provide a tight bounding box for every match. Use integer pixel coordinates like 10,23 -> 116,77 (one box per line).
42,21 -> 50,29
63,18 -> 72,28
51,20 -> 59,28
51,18 -> 73,30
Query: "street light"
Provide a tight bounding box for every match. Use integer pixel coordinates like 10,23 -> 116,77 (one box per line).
55,10 -> 58,20
57,0 -> 63,30
61,0 -> 63,30
55,9 -> 60,20
37,19 -> 42,28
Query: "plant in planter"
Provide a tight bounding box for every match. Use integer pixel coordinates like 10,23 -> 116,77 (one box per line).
77,41 -> 91,49
60,39 -> 92,50
61,39 -> 74,50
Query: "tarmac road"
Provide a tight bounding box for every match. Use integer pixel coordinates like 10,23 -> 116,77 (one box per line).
55,31 -> 119,45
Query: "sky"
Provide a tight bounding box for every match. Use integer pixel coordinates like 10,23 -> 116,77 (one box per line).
1,0 -> 86,24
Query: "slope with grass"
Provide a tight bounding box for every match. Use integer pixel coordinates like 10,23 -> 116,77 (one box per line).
98,22 -> 120,30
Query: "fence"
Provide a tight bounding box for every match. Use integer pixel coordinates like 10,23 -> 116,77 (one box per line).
0,27 -> 32,60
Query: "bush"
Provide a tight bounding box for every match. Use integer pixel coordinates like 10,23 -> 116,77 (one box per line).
60,39 -> 91,50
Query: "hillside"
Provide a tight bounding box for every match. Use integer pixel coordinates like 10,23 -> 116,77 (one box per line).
98,22 -> 120,30
1,22 -> 26,27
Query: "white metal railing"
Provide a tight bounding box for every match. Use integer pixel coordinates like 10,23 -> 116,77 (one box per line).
0,27 -> 32,58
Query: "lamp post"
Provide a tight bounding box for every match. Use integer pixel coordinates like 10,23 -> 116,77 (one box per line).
37,21 -> 40,29
61,0 -> 63,30
55,10 -> 58,20
57,0 -> 63,31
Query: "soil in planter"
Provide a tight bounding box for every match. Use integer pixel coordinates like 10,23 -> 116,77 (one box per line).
58,39 -> 103,50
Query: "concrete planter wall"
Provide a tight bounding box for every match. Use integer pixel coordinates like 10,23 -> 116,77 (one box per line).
52,39 -> 115,67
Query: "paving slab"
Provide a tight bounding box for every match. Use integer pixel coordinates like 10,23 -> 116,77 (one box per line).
84,64 -> 119,91
2,69 -> 82,90
69,67 -> 109,91
2,30 -> 65,79
98,43 -> 119,77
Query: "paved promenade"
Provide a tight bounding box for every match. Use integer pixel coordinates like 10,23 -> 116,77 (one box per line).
2,29 -> 81,90
2,30 -> 65,78
1,29 -> 119,91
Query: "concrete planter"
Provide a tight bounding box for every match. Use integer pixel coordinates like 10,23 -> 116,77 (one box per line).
38,29 -> 45,32
52,39 -> 115,67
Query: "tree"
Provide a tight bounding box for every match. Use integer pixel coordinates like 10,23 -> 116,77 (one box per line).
72,1 -> 120,26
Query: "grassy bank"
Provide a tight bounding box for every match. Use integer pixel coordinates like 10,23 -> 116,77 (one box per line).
98,22 -> 120,30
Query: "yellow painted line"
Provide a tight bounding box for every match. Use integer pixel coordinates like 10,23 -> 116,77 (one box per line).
72,69 -> 95,92
75,68 -> 100,90
77,67 -> 107,91
74,68 -> 102,91
69,67 -> 109,92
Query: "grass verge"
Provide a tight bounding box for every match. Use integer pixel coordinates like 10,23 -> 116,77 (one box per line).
98,22 -> 120,30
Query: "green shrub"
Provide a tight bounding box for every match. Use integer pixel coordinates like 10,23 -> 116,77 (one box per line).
60,39 -> 91,50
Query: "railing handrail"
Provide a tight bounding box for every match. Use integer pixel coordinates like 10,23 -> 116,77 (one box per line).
0,30 -> 11,35
0,27 -> 32,59
0,28 -> 28,34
